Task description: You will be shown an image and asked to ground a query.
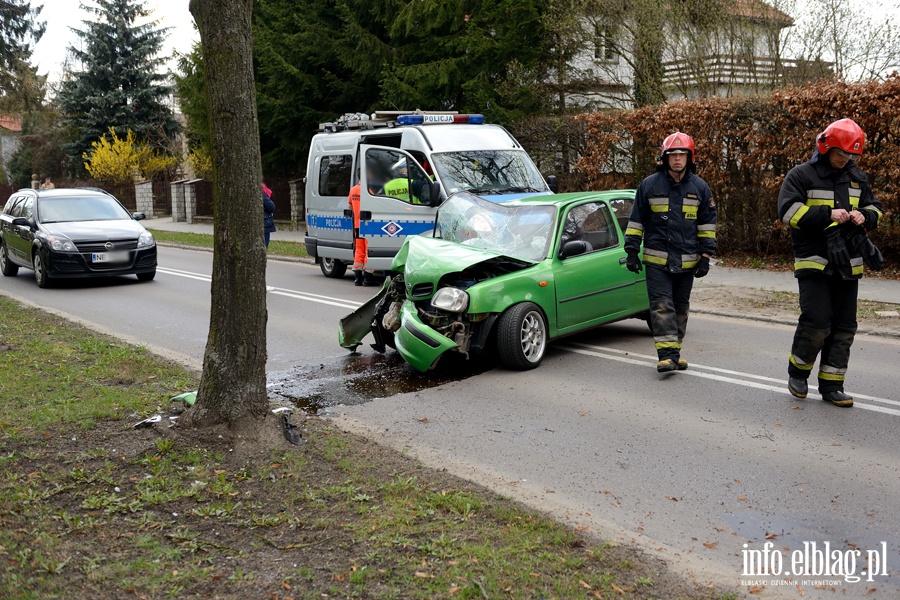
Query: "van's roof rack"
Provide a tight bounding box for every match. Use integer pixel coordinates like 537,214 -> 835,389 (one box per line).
318,110 -> 483,133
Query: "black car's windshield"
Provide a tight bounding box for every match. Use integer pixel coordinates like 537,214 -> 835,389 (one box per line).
436,192 -> 556,262
430,150 -> 550,196
39,196 -> 131,223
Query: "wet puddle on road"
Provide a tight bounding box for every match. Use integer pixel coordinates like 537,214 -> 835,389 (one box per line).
267,351 -> 494,415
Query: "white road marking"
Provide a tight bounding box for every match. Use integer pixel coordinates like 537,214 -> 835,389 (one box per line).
560,341 -> 900,416
157,267 -> 362,310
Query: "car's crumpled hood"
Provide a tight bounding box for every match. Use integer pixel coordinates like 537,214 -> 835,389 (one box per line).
42,220 -> 146,241
394,235 -> 534,289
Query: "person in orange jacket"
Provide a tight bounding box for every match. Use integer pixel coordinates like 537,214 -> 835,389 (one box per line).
348,180 -> 374,286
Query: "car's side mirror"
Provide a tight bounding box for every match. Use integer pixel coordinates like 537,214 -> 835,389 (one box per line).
133,212 -> 146,221
545,175 -> 559,194
11,217 -> 31,227
558,240 -> 592,259
428,181 -> 442,207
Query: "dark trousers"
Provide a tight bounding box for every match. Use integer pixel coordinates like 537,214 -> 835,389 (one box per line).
646,267 -> 694,361
788,271 -> 858,393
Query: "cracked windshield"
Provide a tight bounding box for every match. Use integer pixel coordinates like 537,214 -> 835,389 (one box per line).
431,149 -> 548,195
436,192 -> 556,262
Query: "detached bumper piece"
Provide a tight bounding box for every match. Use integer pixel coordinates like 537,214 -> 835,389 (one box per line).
394,302 -> 459,372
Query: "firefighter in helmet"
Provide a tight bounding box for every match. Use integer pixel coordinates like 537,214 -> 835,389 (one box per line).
777,118 -> 883,407
624,132 -> 717,373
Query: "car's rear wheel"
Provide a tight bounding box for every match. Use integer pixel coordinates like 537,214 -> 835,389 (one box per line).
137,270 -> 156,282
0,241 -> 18,276
496,302 -> 547,370
320,257 -> 347,278
33,251 -> 52,288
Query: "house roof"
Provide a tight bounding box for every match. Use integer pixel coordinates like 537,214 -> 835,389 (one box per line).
728,0 -> 793,26
0,115 -> 23,132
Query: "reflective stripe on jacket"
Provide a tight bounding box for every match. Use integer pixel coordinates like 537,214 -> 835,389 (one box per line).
624,170 -> 717,272
777,152 -> 883,278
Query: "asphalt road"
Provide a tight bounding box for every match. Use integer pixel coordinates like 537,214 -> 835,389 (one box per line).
1,245 -> 897,598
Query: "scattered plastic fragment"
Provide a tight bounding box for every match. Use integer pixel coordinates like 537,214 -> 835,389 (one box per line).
280,412 -> 302,445
133,415 -> 162,429
171,391 -> 197,407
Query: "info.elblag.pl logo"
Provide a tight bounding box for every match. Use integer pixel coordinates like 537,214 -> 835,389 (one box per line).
742,541 -> 889,585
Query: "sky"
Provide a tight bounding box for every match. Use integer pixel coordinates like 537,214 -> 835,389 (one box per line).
30,0 -> 198,84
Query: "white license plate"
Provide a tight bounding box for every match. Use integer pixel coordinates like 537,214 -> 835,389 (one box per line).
91,251 -> 130,263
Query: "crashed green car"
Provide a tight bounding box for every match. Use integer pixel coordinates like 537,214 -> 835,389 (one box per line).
339,190 -> 649,371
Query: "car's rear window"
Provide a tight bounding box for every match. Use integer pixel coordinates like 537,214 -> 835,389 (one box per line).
39,196 -> 130,223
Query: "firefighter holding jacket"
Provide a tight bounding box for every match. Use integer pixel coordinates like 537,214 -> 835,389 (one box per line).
624,132 -> 717,373
777,118 -> 883,408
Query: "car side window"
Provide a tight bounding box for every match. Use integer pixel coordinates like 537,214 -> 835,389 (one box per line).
366,148 -> 431,205
560,202 -> 618,252
21,198 -> 35,220
607,197 -> 634,235
4,196 -> 23,217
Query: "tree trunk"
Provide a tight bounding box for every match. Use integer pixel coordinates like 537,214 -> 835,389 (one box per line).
184,0 -> 269,427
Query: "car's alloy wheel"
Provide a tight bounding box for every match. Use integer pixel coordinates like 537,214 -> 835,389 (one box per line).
320,257 -> 347,278
33,251 -> 52,288
137,269 -> 156,282
496,302 -> 547,370
0,242 -> 18,276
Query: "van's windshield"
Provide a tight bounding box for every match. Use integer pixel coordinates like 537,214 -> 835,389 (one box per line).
430,150 -> 549,197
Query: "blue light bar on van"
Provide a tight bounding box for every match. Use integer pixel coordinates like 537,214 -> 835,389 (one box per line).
396,114 -> 485,125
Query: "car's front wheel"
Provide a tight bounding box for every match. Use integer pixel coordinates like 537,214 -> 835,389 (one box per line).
320,257 -> 347,278
137,270 -> 156,282
496,302 -> 547,370
33,251 -> 52,288
0,241 -> 18,276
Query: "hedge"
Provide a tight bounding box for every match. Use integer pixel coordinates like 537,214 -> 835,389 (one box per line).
565,76 -> 900,261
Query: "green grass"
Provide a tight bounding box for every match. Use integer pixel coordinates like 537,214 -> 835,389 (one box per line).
0,295 -> 734,599
148,229 -> 310,259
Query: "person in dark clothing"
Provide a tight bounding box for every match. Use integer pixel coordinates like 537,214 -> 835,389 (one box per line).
624,132 -> 717,373
776,118 -> 883,408
262,183 -> 276,249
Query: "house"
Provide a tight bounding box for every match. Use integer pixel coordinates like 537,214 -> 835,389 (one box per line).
562,0 -> 831,110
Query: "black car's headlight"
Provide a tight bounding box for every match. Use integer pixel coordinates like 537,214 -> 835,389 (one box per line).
47,235 -> 76,252
137,231 -> 155,248
431,287 -> 469,313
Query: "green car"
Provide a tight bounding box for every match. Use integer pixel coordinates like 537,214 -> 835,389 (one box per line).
339,190 -> 649,371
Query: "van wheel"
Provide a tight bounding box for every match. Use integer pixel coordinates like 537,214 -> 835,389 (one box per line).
496,302 -> 547,370
0,241 -> 18,276
320,258 -> 347,278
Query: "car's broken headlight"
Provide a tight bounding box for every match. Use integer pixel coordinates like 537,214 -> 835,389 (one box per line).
431,287 -> 469,313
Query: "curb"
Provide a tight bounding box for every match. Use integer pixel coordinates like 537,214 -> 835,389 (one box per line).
692,307 -> 900,339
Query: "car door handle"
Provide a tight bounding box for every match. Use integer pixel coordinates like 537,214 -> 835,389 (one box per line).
619,257 -> 628,264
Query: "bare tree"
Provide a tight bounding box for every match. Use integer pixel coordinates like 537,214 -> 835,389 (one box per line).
183,0 -> 271,432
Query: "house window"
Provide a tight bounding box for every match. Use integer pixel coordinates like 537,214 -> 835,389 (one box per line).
594,24 -> 618,62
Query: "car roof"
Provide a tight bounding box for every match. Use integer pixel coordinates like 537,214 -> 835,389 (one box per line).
502,189 -> 636,209
17,188 -> 115,200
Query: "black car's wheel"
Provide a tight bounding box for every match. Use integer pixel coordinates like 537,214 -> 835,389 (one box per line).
137,270 -> 156,282
320,257 -> 348,278
496,302 -> 547,370
33,251 -> 52,288
0,241 -> 18,276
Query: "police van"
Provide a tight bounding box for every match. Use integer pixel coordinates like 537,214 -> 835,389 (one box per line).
304,110 -> 556,278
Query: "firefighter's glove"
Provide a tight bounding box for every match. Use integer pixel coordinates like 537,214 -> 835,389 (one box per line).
625,251 -> 643,273
825,227 -> 850,267
694,256 -> 710,278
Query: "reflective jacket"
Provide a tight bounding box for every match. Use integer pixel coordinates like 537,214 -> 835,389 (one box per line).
624,169 -> 717,272
777,151 -> 883,279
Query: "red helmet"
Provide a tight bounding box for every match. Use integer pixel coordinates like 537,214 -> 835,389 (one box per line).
817,118 -> 865,156
661,132 -> 695,159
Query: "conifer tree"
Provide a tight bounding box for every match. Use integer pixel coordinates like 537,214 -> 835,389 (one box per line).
57,0 -> 178,173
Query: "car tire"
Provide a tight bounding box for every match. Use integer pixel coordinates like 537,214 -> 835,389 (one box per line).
137,270 -> 156,282
33,251 -> 52,288
320,257 -> 347,278
496,302 -> 547,370
0,241 -> 18,276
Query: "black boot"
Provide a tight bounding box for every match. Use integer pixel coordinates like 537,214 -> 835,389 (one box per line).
362,272 -> 376,286
353,270 -> 363,286
788,377 -> 808,399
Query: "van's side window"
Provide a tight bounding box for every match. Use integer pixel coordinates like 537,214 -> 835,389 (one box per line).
318,155 -> 353,197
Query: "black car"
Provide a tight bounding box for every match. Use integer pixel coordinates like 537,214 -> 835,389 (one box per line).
0,188 -> 157,288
